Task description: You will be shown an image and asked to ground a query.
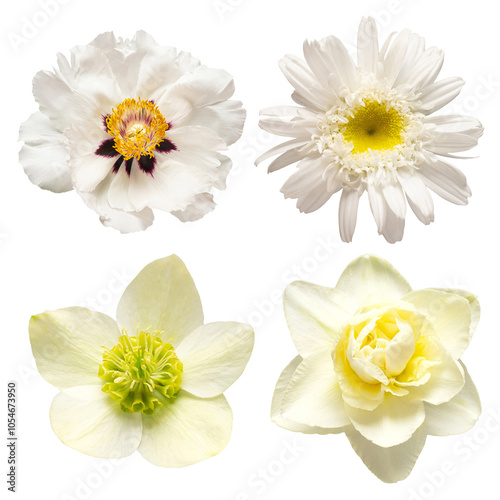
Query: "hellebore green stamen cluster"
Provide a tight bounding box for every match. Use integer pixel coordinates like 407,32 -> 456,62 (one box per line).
99,329 -> 183,415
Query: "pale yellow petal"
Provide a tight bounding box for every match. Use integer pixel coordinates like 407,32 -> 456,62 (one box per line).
345,395 -> 425,447
50,385 -> 142,459
335,255 -> 412,310
176,322 -> 254,398
116,255 -> 203,347
30,307 -> 120,389
346,424 -> 426,483
280,352 -> 351,429
138,391 -> 232,467
424,362 -> 481,436
283,281 -> 352,357
402,288 -> 472,359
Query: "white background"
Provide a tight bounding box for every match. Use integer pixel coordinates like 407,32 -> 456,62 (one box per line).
2,0 -> 499,499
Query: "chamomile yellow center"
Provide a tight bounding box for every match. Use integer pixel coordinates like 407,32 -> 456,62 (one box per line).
315,80 -> 425,177
99,329 -> 182,415
340,100 -> 405,154
106,98 -> 169,161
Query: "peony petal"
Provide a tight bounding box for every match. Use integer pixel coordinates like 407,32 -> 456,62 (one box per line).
281,352 -> 351,429
116,255 -> 203,348
107,166 -> 136,212
171,193 -> 216,222
77,175 -> 155,233
176,322 -> 254,398
50,385 -> 142,459
345,395 -> 425,447
33,45 -> 122,131
283,281 -> 352,357
127,154 -> 216,214
170,152 -> 231,222
32,70 -> 96,131
135,45 -> 185,100
346,424 -> 426,483
188,100 -> 246,146
125,126 -> 223,213
66,121 -> 113,193
402,288 -> 472,359
157,65 -> 236,126
138,391 -> 232,467
424,362 -> 481,436
29,308 -> 120,389
18,112 -> 72,193
335,255 -> 412,310
90,31 -> 158,97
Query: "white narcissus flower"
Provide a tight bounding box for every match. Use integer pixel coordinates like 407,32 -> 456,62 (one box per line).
29,255 -> 254,467
19,32 -> 246,233
257,17 -> 483,243
272,255 -> 480,483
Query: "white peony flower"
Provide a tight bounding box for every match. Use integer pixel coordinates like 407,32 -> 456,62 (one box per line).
29,255 -> 254,467
272,255 -> 480,482
256,17 -> 483,243
19,32 -> 246,232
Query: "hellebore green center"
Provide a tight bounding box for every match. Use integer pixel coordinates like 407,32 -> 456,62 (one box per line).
99,329 -> 183,415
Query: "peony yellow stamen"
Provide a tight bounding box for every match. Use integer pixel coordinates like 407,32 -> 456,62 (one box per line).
99,327 -> 182,415
106,98 -> 169,161
340,100 -> 405,154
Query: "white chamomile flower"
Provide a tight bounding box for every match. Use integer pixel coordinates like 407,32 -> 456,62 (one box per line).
19,32 -> 246,233
29,255 -> 254,467
272,255 -> 481,482
257,17 -> 483,242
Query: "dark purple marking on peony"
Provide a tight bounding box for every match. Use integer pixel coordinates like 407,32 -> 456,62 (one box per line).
157,138 -> 177,153
113,156 -> 124,174
138,155 -> 156,174
125,159 -> 133,176
101,133 -> 177,177
102,114 -> 110,131
96,139 -> 119,158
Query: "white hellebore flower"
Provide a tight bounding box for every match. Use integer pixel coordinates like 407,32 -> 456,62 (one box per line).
29,255 -> 254,467
257,17 -> 483,243
19,32 -> 246,232
272,255 -> 481,482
